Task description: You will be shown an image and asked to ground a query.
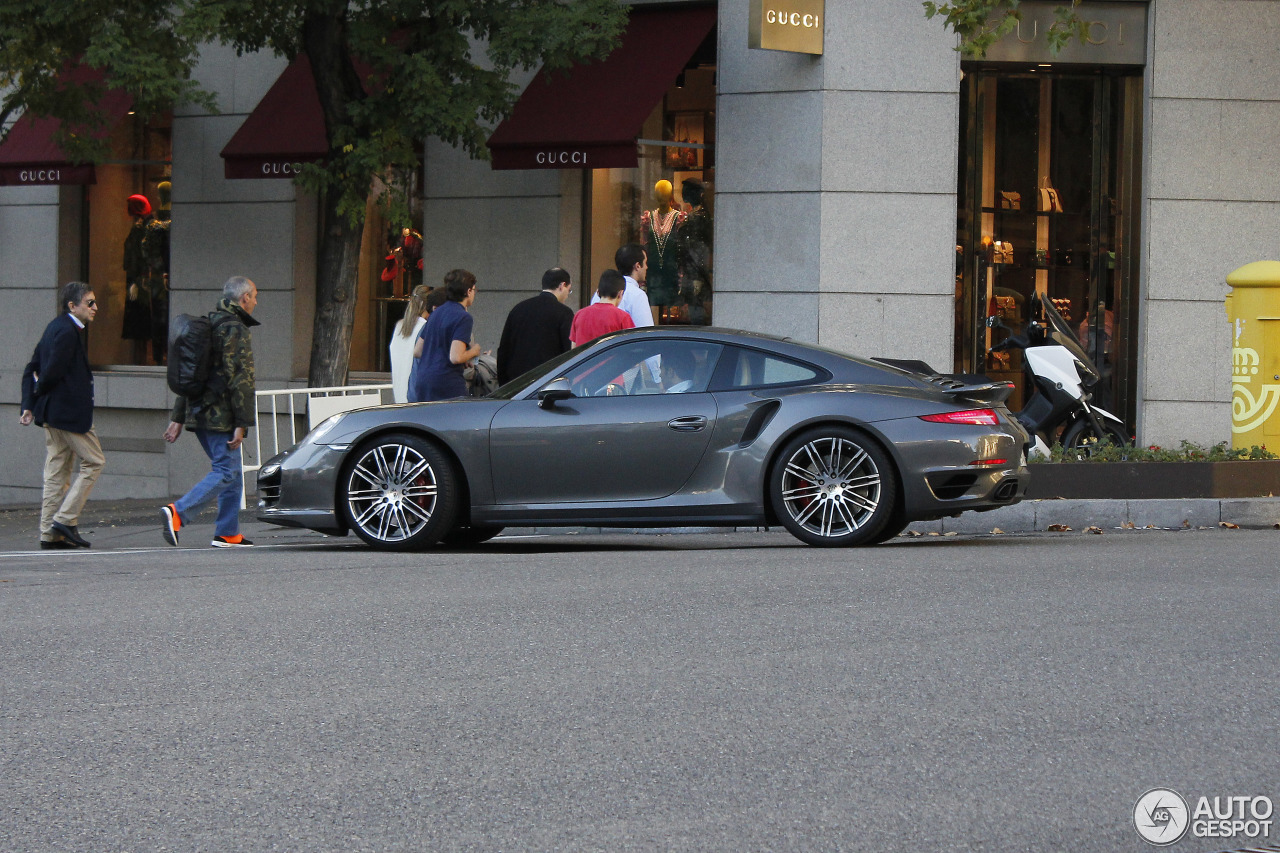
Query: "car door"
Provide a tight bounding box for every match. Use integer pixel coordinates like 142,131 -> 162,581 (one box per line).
489,339 -> 723,504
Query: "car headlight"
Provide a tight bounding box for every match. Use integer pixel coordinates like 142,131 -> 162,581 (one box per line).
306,413 -> 346,445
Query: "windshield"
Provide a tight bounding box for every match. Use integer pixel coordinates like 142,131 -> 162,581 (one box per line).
487,338 -> 602,400
1035,294 -> 1098,376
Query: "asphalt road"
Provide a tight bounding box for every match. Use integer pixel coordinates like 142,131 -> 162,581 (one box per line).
2,528 -> 1278,852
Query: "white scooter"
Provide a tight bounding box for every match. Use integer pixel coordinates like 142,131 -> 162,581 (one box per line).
987,294 -> 1130,458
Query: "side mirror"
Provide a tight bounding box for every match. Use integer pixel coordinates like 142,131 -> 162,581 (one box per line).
537,378 -> 574,409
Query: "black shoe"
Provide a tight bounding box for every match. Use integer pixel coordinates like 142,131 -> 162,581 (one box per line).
40,539 -> 78,550
50,521 -> 90,548
211,535 -> 254,548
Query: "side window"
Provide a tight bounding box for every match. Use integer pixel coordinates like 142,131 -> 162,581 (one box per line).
711,346 -> 821,390
552,340 -> 723,398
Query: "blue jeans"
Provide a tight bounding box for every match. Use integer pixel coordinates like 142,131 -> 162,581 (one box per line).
174,429 -> 243,537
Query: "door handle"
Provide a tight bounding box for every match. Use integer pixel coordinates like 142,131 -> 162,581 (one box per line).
668,416 -> 707,432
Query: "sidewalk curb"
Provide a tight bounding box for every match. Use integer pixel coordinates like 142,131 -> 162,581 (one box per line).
2,496 -> 1277,550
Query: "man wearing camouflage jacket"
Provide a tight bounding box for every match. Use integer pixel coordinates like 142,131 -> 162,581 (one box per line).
160,276 -> 260,548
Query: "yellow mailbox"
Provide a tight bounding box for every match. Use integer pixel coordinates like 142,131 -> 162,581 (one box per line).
1225,260 -> 1280,447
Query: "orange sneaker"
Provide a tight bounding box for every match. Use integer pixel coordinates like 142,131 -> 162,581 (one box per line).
161,504 -> 181,546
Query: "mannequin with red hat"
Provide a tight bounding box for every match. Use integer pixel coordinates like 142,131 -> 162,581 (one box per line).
122,194 -> 154,360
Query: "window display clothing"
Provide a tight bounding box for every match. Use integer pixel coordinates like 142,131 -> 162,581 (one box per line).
570,301 -> 635,347
641,206 -> 686,307
409,300 -> 473,402
121,214 -> 152,342
678,203 -> 712,325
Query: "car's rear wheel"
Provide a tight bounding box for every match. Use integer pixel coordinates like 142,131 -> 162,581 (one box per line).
770,426 -> 898,547
341,433 -> 457,551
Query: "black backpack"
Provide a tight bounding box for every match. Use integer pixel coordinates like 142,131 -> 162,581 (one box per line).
167,312 -> 232,398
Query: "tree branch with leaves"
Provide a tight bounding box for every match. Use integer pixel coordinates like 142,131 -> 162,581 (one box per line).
3,0 -> 628,386
923,0 -> 1087,58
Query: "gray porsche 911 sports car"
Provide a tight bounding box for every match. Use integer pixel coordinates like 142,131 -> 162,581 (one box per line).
257,327 -> 1030,549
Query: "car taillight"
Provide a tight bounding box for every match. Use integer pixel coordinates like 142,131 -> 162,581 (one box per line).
919,408 -> 1000,426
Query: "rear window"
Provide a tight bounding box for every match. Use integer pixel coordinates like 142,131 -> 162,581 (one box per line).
710,346 -> 822,390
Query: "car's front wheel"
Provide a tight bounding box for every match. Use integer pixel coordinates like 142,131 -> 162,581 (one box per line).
770,426 -> 898,547
340,433 -> 457,551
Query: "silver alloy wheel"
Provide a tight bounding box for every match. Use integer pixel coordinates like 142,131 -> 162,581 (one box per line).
345,442 -> 439,543
779,435 -> 882,538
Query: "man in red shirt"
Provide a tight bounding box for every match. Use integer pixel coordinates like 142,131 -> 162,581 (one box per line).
570,270 -> 635,346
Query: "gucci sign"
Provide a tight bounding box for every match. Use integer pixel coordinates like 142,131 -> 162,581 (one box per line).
749,0 -> 824,55
983,1 -> 1147,65
535,150 -> 588,166
19,169 -> 62,183
261,161 -> 303,176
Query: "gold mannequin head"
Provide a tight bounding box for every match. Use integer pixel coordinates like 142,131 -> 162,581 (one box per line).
654,180 -> 673,206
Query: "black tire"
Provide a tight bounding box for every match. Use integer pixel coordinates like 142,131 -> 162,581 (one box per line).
340,432 -> 458,551
440,524 -> 505,547
769,425 -> 899,547
1061,418 -> 1130,458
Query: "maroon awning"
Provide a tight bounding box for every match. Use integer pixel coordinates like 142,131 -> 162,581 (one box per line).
0,67 -> 133,186
221,54 -> 328,179
486,5 -> 716,171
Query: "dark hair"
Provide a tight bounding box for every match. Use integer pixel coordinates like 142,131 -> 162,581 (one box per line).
59,281 -> 92,313
614,243 -> 646,276
542,268 -> 571,291
425,288 -> 448,313
596,269 -> 625,300
681,178 -> 704,208
662,348 -> 696,381
443,269 -> 476,302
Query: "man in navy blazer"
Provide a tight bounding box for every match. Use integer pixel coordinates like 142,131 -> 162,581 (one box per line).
496,268 -> 574,385
20,282 -> 106,549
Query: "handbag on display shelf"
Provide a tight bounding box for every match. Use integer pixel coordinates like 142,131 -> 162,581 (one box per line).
1038,178 -> 1063,213
999,191 -> 1021,211
993,240 -> 1014,265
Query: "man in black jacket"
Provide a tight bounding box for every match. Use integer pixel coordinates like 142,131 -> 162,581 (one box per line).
496,268 -> 574,385
20,282 -> 106,549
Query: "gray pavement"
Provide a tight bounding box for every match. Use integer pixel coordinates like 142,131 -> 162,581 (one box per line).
1,494 -> 1278,553
3,523 -> 1280,851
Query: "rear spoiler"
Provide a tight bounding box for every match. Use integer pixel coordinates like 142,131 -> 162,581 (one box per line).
871,357 -> 1014,405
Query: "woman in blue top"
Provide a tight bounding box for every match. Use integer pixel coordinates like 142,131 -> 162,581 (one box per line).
408,269 -> 482,402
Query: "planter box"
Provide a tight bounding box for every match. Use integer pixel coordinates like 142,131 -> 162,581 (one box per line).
1026,461 -> 1280,500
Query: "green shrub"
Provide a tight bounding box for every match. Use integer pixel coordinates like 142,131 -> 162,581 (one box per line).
1037,440 -> 1277,464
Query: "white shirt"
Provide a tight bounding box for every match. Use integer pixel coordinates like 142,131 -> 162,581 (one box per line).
389,316 -> 426,403
593,275 -> 653,329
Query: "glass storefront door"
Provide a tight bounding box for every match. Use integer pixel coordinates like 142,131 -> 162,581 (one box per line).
955,70 -> 1142,428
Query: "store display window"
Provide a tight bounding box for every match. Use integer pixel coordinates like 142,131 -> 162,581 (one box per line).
81,113 -> 172,367
955,70 -> 1142,425
585,66 -> 715,326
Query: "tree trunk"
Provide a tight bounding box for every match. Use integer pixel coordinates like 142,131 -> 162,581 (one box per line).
307,183 -> 363,387
303,8 -> 369,388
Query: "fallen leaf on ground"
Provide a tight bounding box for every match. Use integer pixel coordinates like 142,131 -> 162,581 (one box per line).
944,531 -> 958,537
1121,521 -> 1136,529
1181,519 -> 1191,528
990,527 -> 1004,535
1219,521 -> 1240,529
1086,526 -> 1103,534
1046,523 -> 1072,532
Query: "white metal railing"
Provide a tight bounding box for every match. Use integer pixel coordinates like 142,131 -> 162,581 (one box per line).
241,383 -> 393,506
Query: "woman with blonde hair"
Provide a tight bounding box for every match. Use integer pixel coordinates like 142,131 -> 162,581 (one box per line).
390,285 -> 436,403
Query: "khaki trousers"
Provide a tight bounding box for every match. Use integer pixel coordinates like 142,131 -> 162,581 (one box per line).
41,426 -> 105,540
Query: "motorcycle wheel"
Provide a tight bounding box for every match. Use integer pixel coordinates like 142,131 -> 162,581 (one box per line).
1061,418 -> 1131,458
